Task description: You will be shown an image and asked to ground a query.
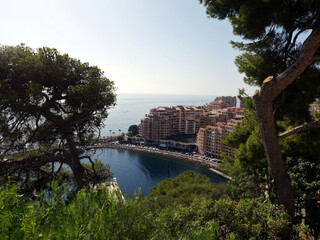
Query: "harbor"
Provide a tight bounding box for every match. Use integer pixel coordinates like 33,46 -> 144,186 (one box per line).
87,142 -> 230,181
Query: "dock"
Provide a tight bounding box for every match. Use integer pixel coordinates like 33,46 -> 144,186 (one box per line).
209,168 -> 231,180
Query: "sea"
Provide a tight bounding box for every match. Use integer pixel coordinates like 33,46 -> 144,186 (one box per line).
93,93 -> 227,196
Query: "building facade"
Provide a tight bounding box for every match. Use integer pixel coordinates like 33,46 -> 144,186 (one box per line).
196,121 -> 240,159
140,106 -> 205,142
196,128 -> 206,155
140,96 -> 243,157
215,96 -> 237,107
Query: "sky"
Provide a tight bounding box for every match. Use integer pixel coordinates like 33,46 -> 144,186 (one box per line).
1,0 -> 257,96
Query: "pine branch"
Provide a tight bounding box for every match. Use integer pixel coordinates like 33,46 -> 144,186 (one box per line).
255,23 -> 320,101
278,121 -> 320,141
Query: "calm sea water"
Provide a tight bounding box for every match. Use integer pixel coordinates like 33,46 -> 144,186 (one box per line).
91,148 -> 227,196
96,94 -> 227,196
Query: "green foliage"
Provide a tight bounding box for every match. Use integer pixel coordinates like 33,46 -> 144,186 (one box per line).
200,1 -> 320,40
315,102 -> 320,119
0,44 -> 116,190
117,135 -> 124,142
148,171 -> 225,207
279,129 -> 320,237
225,168 -> 273,202
128,124 -> 139,136
147,198 -> 220,239
0,44 -> 116,145
200,1 -> 320,236
224,95 -> 320,236
81,159 -> 113,185
286,156 -> 320,237
223,95 -> 266,175
281,128 -> 320,159
224,93 -> 320,236
212,198 -> 289,239
200,0 -> 320,123
0,174 -> 290,240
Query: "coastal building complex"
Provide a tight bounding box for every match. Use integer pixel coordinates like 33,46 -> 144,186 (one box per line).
140,96 -> 244,159
140,105 -> 243,142
139,96 -> 318,160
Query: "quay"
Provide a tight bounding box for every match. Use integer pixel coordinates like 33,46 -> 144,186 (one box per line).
209,168 -> 231,180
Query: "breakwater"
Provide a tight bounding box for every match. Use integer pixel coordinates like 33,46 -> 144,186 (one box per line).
87,143 -> 231,180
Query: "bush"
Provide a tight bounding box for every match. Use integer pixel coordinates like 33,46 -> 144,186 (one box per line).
0,174 -> 291,239
212,198 -> 290,239
148,171 -> 225,207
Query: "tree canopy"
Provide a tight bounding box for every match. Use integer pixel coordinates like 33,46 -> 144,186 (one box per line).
128,124 -> 139,136
200,0 -> 320,237
0,44 -> 116,191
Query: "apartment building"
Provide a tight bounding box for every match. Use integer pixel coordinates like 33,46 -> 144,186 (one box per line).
215,96 -> 237,107
196,121 -> 239,159
205,100 -> 229,111
204,113 -> 219,126
227,119 -> 243,127
203,107 -> 243,125
140,106 -> 205,141
196,128 -> 206,155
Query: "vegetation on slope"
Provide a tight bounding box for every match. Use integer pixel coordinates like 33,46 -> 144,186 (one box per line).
0,172 -> 293,240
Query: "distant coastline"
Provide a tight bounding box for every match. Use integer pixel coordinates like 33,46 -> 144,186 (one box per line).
88,143 -> 231,180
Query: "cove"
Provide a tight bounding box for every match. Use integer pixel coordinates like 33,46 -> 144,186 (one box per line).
91,148 -> 228,196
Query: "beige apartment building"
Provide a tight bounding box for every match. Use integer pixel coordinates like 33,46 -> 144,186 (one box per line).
196,128 -> 206,155
205,100 -> 229,111
196,121 -> 239,159
140,106 -> 205,142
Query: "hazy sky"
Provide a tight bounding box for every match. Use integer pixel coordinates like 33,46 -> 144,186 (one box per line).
1,0 -> 257,96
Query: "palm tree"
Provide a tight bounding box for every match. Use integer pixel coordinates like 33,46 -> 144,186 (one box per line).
118,129 -> 121,136
109,130 -> 112,137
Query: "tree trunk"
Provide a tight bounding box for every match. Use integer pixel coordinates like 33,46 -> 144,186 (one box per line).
249,24 -> 320,238
253,93 -> 295,237
64,132 -> 88,189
